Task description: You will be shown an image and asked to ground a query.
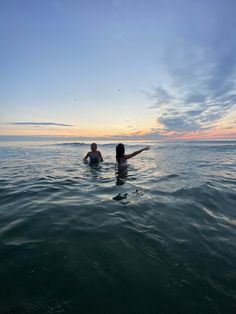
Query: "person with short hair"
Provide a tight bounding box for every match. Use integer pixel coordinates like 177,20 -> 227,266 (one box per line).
83,143 -> 103,164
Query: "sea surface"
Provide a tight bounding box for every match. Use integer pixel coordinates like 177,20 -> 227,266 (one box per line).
0,140 -> 236,314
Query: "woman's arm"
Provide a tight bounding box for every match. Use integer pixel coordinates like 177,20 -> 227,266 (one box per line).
83,152 -> 89,162
124,146 -> 150,160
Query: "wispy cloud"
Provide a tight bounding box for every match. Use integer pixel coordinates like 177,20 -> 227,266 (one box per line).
10,122 -> 74,127
146,26 -> 236,137
146,87 -> 173,109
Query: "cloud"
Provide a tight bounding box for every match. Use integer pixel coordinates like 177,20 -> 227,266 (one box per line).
10,122 -> 74,127
146,87 -> 174,109
146,30 -> 236,136
142,0 -> 236,139
185,95 -> 207,104
158,116 -> 200,132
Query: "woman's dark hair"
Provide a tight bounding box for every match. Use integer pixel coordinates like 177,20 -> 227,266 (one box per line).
116,143 -> 125,163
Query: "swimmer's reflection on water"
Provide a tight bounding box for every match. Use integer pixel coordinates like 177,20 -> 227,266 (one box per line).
116,166 -> 128,186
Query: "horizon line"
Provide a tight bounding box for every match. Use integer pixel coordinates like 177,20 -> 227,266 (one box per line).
0,135 -> 236,142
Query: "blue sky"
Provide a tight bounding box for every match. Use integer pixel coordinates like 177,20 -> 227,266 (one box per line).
1,0 -> 236,139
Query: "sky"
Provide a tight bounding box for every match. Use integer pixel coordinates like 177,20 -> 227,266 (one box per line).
0,0 -> 236,140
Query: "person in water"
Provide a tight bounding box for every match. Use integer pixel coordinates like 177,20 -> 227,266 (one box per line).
116,143 -> 150,167
83,143 -> 103,163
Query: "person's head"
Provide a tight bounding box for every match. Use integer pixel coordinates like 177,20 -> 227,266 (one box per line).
116,143 -> 125,162
91,143 -> 97,152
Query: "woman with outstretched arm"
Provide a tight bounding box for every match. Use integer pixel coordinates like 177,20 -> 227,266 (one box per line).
116,143 -> 150,167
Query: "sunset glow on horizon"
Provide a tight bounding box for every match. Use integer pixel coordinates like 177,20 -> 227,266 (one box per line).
1,0 -> 236,141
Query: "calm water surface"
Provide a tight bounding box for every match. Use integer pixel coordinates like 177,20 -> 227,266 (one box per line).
0,141 -> 236,313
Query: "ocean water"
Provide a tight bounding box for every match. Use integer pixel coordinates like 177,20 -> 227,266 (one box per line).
0,140 -> 236,314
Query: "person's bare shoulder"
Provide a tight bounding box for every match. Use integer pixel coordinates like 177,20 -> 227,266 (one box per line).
123,154 -> 129,160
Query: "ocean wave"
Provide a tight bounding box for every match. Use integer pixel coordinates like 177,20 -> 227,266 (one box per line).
55,142 -> 90,147
55,142 -> 152,148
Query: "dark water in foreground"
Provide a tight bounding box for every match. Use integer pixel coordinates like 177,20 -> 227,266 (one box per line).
0,140 -> 236,314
